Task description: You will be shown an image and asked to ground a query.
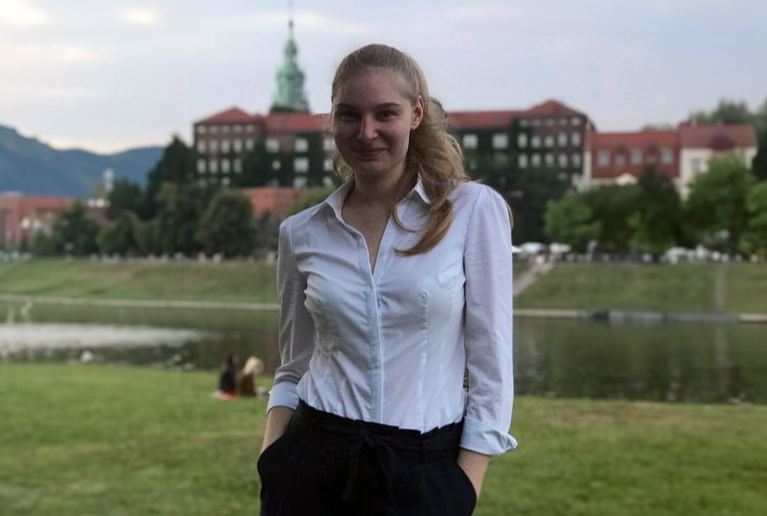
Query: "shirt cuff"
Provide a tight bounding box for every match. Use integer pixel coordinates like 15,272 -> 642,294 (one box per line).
266,381 -> 300,412
460,416 -> 518,456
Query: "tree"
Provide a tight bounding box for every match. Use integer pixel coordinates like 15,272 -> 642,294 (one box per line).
752,98 -> 767,182
504,167 -> 570,243
98,211 -> 140,256
49,201 -> 100,256
544,190 -> 601,252
691,99 -> 754,126
238,143 -> 278,187
582,184 -> 642,253
106,179 -> 143,220
197,189 -> 255,257
141,137 -> 196,219
153,182 -> 200,255
740,182 -> 767,256
684,155 -> 755,252
629,166 -> 682,256
288,185 -> 336,215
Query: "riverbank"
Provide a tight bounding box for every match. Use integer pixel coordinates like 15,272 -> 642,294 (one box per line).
1,259 -> 766,315
1,363 -> 765,516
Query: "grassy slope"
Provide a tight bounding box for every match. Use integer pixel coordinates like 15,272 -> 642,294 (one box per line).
1,260 -> 766,313
516,262 -> 767,314
0,259 -> 278,303
1,364 -> 766,516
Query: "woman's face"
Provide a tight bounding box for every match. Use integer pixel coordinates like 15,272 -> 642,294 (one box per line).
332,68 -> 423,183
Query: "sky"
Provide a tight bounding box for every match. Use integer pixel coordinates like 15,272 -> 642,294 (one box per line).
2,0 -> 766,154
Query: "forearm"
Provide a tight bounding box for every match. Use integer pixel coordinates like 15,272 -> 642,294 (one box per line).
457,448 -> 490,497
261,406 -> 295,452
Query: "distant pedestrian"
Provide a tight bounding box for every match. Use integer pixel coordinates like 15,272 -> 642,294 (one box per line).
217,354 -> 237,398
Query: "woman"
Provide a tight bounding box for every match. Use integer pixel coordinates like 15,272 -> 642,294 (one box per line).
258,44 -> 516,516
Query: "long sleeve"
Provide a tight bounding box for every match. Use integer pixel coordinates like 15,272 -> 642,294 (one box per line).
267,219 -> 315,412
460,186 -> 517,455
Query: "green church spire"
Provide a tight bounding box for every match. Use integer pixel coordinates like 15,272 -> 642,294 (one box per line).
270,1 -> 310,113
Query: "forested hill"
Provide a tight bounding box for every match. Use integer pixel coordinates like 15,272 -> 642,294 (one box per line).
0,124 -> 163,197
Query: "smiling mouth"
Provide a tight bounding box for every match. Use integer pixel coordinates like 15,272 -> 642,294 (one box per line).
355,149 -> 385,160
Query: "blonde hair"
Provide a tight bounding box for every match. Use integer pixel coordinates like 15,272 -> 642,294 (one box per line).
331,44 -> 469,255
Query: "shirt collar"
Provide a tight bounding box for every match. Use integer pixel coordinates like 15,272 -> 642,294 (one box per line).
319,176 -> 432,216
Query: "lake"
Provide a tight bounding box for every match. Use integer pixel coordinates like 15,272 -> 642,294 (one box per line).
2,301 -> 765,404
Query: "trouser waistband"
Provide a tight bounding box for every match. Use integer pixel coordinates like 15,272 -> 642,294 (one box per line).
293,400 -> 464,501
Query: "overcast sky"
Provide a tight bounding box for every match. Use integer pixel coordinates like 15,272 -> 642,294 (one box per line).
2,0 -> 766,154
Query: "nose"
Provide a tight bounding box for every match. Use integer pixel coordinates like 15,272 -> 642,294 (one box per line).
357,116 -> 377,142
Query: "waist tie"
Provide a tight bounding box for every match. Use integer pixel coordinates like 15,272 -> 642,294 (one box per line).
293,400 -> 463,502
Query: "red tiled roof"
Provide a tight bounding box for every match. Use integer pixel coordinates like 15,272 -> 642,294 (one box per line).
264,112 -> 329,133
525,99 -> 585,117
678,123 -> 757,149
446,110 -> 522,130
196,107 -> 260,124
240,187 -> 307,219
590,131 -> 679,180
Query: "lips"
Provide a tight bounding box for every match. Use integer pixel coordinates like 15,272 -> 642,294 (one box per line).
354,148 -> 385,160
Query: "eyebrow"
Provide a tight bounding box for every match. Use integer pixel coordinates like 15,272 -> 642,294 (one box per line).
335,102 -> 403,110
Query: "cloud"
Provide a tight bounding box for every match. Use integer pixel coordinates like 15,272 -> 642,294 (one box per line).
0,0 -> 51,27
118,8 -> 161,26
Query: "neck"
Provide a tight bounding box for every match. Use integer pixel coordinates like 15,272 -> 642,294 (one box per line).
349,165 -> 408,208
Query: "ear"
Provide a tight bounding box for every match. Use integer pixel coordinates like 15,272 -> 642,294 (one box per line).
411,95 -> 424,130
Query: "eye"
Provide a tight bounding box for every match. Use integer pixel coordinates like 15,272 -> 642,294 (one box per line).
335,110 -> 359,122
376,109 -> 398,121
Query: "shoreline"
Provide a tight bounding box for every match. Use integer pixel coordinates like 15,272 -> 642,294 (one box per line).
3,293 -> 766,324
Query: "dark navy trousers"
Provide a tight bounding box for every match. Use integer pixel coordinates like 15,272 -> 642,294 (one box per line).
258,400 -> 477,516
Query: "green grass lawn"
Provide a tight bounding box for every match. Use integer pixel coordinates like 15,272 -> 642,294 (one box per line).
1,364 -> 765,516
516,262 -> 767,314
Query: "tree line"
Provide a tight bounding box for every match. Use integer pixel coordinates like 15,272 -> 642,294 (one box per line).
27,138 -> 290,258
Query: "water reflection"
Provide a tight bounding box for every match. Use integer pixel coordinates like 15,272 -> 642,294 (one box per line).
2,301 -> 766,404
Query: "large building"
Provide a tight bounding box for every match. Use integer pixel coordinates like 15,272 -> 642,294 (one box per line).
585,122 -> 758,197
0,194 -> 73,248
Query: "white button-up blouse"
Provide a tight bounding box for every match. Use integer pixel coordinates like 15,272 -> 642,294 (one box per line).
268,179 -> 517,456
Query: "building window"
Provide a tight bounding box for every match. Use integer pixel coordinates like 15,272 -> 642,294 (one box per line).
222,177 -> 231,186
233,139 -> 242,153
294,176 -> 307,188
222,125 -> 230,133
616,154 -> 626,167
692,158 -> 703,175
221,140 -> 230,153
209,140 -> 218,153
545,135 -> 554,148
233,159 -> 242,173
559,153 -> 568,168
532,119 -> 541,127
197,125 -> 207,134
246,125 -> 254,133
209,159 -> 218,173
571,117 -> 582,126
517,133 -> 528,148
266,138 -> 280,153
661,148 -> 674,164
324,138 -> 336,151
546,119 -> 555,126
531,154 -> 541,167
295,138 -> 309,153
246,139 -> 255,151
519,119 -> 529,127
545,153 -> 554,166
597,150 -> 610,167
531,135 -> 541,148
518,154 -> 528,169
234,125 -> 242,133
559,118 -> 568,126
324,159 -> 333,172
631,149 -> 643,165
492,133 -> 508,149
197,159 -> 206,173
571,132 -> 581,146
221,159 -> 230,174
294,157 -> 309,173
572,153 -> 582,167
462,134 -> 478,149
210,126 -> 218,134
196,141 -> 206,153
558,133 -> 568,147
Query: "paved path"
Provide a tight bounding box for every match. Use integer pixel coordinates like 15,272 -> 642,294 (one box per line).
513,261 -> 555,297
